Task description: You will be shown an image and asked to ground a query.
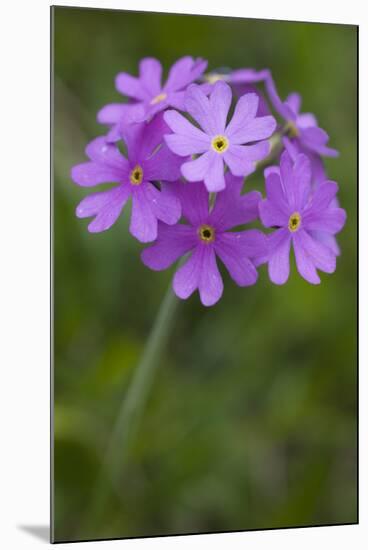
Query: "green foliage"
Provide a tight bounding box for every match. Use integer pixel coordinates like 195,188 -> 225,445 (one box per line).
53,7 -> 357,542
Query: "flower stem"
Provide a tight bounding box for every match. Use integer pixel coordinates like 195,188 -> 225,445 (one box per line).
79,284 -> 178,535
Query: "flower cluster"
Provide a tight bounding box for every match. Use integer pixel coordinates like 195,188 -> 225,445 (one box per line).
71,56 -> 346,306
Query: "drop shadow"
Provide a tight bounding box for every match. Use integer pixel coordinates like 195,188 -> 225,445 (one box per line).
18,525 -> 50,543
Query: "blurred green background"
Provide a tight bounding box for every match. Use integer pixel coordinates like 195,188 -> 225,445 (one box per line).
52,7 -> 357,543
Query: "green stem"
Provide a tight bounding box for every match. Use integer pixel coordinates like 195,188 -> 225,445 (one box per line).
79,284 -> 178,535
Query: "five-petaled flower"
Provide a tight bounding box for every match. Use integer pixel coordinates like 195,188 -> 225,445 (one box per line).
163,80 -> 276,192
71,114 -> 182,242
279,93 -> 339,170
141,175 -> 268,306
97,56 -> 208,142
259,151 -> 346,285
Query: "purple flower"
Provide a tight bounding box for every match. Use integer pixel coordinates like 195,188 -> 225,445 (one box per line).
97,56 -> 207,141
141,175 -> 267,306
278,91 -> 338,159
163,81 -> 276,192
283,136 -> 341,257
259,151 -> 346,285
71,114 -> 182,242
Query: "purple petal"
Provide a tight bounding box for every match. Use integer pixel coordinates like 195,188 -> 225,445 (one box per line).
119,123 -> 144,161
282,136 -> 299,162
198,246 -> 224,306
143,99 -> 171,121
265,171 -> 287,207
144,183 -> 181,226
111,103 -> 148,131
308,230 -> 340,256
229,115 -> 276,145
259,198 -> 289,228
181,151 -> 211,183
264,165 -> 280,178
171,82 -> 210,111
242,141 -> 271,162
297,113 -> 318,129
97,103 -> 131,124
139,57 -> 162,97
217,248 -> 258,287
106,124 -> 123,143
232,84 -> 271,116
209,81 -> 232,133
300,127 -> 339,157
71,162 -> 121,187
129,185 -> 158,242
174,181 -> 210,227
173,245 -> 223,306
173,248 -> 201,301
215,231 -> 265,286
279,150 -> 296,207
309,180 -> 338,211
76,185 -> 130,233
141,223 -> 196,270
293,231 -> 320,284
260,171 -> 289,226
230,229 -> 269,262
276,151 -> 312,212
224,142 -> 270,177
144,143 -> 183,182
184,84 -> 217,135
197,82 -> 213,96
121,113 -> 168,162
303,207 -> 347,234
164,110 -> 210,155
264,73 -> 295,121
285,92 -> 301,115
140,112 -> 172,158
189,58 -> 208,82
210,173 -> 261,231
164,56 -> 207,92
267,228 -> 291,285
309,152 -> 326,185
296,230 -> 336,274
292,153 -> 312,208
230,68 -> 270,84
203,152 -> 226,192
224,92 -> 259,137
85,137 -> 129,170
167,91 -> 186,110
115,73 -> 148,101
164,132 -> 210,157
223,146 -> 253,177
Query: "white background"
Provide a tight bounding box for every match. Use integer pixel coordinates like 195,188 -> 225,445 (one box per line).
0,0 -> 365,547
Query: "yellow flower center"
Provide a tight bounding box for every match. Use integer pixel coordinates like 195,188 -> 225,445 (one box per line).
198,224 -> 216,243
285,120 -> 299,138
288,212 -> 302,232
211,135 -> 229,154
205,73 -> 226,84
150,92 -> 167,105
129,165 -> 144,185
